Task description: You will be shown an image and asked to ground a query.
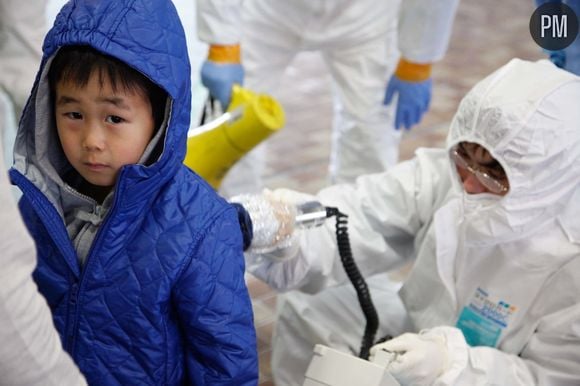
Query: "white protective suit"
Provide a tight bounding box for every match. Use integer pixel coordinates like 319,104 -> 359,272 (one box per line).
197,0 -> 459,193
0,0 -> 46,168
0,132 -> 86,385
248,59 -> 580,385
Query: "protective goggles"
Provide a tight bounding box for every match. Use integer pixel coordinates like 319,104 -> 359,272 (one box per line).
450,147 -> 509,194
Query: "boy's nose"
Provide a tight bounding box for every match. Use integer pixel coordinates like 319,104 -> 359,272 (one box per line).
82,127 -> 105,151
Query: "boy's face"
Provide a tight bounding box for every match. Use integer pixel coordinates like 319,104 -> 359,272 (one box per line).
55,71 -> 156,187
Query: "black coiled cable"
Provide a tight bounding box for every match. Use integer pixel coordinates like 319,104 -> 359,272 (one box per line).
325,207 -> 379,360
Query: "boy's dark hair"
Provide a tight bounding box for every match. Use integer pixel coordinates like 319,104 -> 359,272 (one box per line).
48,45 -> 167,129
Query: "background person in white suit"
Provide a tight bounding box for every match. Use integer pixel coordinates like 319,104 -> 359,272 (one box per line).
0,124 -> 86,386
0,0 -> 47,167
196,0 -> 460,195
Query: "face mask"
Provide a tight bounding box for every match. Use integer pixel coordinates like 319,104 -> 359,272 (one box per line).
454,182 -> 511,245
462,191 -> 501,215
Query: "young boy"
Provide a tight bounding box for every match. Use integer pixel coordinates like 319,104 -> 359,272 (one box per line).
9,0 -> 258,384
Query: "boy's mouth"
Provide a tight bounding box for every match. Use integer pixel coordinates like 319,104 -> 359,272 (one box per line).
84,162 -> 108,171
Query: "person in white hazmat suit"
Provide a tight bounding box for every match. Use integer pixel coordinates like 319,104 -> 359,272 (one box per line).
196,0 -> 460,195
0,117 -> 86,386
0,0 -> 47,166
243,58 -> 580,385
0,6 -> 83,377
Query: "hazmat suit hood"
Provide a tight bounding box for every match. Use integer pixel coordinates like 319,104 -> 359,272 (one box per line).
445,58 -> 580,245
11,0 -> 191,217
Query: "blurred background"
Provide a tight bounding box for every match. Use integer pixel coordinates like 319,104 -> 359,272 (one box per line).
29,0 -> 544,384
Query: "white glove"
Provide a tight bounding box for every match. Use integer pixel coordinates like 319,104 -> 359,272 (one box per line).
257,188 -> 322,260
369,331 -> 450,386
230,192 -> 297,258
230,187 -> 318,260
236,188 -> 327,291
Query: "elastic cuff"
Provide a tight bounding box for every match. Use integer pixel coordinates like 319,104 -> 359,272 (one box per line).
208,44 -> 241,63
395,58 -> 433,82
231,203 -> 253,251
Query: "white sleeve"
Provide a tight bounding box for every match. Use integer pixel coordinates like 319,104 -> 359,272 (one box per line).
196,0 -> 244,45
398,0 -> 460,63
0,145 -> 86,384
0,0 -> 46,111
248,149 -> 451,293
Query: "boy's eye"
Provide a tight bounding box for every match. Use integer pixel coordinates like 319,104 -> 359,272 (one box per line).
65,112 -> 83,120
106,115 -> 124,124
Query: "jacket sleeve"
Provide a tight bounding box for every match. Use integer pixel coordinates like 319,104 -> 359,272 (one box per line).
248,148 -> 452,293
196,0 -> 244,45
0,159 -> 86,384
173,205 -> 258,385
398,0 -> 460,63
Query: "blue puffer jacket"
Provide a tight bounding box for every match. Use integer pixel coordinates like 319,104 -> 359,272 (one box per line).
9,0 -> 258,384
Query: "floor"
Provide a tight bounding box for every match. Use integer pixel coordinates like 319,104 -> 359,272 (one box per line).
245,0 -> 544,384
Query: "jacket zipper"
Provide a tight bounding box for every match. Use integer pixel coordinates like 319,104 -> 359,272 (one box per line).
63,184 -> 120,355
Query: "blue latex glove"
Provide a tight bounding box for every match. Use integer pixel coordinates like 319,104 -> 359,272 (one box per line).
200,60 -> 244,110
548,50 -> 566,68
384,76 -> 432,130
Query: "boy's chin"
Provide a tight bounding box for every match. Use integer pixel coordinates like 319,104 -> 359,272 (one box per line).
78,175 -> 115,196
84,178 -> 114,189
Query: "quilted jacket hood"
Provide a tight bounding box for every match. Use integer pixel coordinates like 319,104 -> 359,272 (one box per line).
13,0 -> 191,212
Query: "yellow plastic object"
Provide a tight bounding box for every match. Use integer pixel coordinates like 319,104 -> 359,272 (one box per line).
184,85 -> 285,189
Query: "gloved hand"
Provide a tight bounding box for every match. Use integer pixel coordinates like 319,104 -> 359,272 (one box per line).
241,188 -> 323,291
229,191 -> 298,257
200,44 -> 244,110
369,330 -> 450,386
384,58 -> 433,130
